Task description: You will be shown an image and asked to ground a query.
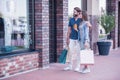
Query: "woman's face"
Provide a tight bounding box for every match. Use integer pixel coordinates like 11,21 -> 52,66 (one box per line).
79,12 -> 82,18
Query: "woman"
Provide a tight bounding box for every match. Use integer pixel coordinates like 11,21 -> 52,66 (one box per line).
78,10 -> 92,73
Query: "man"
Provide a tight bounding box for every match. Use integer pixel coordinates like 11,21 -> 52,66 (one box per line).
64,7 -> 82,72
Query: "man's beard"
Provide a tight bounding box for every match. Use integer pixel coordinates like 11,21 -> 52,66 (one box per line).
73,14 -> 78,17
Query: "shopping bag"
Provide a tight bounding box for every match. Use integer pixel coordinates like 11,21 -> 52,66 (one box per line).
80,49 -> 94,65
58,49 -> 68,64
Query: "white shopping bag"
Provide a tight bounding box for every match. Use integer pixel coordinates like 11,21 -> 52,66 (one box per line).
80,49 -> 94,65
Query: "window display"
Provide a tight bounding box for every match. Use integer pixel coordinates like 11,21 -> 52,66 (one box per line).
0,0 -> 30,53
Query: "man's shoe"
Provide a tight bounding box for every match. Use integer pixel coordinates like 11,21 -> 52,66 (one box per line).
74,68 -> 80,72
64,66 -> 72,71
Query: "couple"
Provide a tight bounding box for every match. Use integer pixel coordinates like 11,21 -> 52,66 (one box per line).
64,7 -> 92,74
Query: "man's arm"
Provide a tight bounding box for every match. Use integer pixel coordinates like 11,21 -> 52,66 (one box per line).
66,27 -> 71,45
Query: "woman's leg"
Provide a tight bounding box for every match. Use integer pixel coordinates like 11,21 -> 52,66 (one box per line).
81,65 -> 90,73
74,40 -> 81,71
84,65 -> 88,68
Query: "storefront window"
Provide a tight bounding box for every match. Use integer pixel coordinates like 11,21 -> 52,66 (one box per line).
0,0 -> 30,53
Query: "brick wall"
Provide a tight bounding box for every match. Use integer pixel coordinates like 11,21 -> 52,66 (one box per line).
0,52 -> 39,78
34,0 -> 49,67
56,0 -> 68,59
106,0 -> 120,48
49,0 -> 68,62
63,0 -> 68,50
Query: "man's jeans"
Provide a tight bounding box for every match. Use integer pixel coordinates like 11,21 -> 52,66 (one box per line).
68,39 -> 81,69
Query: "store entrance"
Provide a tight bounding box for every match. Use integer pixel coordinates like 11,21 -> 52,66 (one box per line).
49,0 -> 57,63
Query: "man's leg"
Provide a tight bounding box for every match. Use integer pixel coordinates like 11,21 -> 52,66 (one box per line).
64,39 -> 74,70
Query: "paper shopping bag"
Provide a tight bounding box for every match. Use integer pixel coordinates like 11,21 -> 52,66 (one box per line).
80,49 -> 94,65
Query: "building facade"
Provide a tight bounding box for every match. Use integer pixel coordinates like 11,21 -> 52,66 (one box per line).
1,0 -> 118,79
0,0 -> 68,78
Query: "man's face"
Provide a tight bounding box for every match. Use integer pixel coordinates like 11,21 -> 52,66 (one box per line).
73,10 -> 79,17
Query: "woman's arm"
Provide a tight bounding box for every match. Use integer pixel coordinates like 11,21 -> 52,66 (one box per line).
84,24 -> 89,42
84,23 -> 90,48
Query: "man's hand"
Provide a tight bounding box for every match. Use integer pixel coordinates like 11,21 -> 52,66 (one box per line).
66,38 -> 70,46
74,24 -> 78,31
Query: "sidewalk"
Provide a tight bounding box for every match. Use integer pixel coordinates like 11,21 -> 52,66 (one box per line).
2,48 -> 120,80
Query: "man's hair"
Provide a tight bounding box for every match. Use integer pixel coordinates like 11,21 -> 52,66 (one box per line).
74,7 -> 81,13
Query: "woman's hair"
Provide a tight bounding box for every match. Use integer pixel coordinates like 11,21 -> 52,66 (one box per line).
82,10 -> 88,21
74,7 -> 81,13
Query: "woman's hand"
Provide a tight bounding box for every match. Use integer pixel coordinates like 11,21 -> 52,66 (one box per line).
84,40 -> 89,49
86,21 -> 92,28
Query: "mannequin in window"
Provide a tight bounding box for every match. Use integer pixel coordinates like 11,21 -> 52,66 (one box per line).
0,12 -> 5,47
0,13 -> 4,32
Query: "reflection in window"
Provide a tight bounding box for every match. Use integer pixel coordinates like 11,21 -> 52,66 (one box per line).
0,0 -> 30,53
